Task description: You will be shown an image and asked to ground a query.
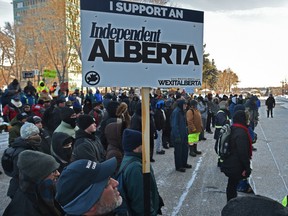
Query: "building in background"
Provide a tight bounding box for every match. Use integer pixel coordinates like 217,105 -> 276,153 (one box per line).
11,0 -> 81,89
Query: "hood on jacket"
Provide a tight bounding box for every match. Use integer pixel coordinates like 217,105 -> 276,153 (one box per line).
177,100 -> 187,110
52,132 -> 74,162
38,80 -> 45,86
11,136 -> 41,149
105,120 -> 123,150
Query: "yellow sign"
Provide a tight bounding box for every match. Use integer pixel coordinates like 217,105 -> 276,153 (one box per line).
43,69 -> 57,78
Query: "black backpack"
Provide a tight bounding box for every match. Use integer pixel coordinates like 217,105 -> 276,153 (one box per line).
1,147 -> 24,177
215,123 -> 232,158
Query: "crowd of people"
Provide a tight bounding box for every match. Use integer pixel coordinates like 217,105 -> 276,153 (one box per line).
0,78 -> 276,215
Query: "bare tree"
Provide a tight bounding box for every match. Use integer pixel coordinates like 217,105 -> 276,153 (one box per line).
0,22 -> 26,86
20,0 -> 77,84
216,68 -> 239,93
66,0 -> 82,73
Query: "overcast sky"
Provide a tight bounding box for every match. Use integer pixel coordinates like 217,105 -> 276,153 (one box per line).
171,0 -> 288,88
0,0 -> 13,25
171,0 -> 287,11
1,0 -> 288,88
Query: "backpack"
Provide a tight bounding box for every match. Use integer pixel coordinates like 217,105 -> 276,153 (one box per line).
215,123 -> 231,158
113,158 -> 138,216
1,147 -> 23,177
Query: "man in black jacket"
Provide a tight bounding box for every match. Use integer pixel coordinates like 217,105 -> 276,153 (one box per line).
265,93 -> 276,118
221,110 -> 252,202
72,114 -> 106,162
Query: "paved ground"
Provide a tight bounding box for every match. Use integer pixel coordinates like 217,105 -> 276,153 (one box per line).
0,97 -> 288,215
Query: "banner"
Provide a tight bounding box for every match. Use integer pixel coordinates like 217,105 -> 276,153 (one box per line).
43,69 -> 57,78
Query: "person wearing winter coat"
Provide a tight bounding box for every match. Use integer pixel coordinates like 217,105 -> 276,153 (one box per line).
21,90 -> 37,106
170,100 -> 192,172
244,95 -> 259,130
105,120 -> 126,174
98,101 -> 120,150
119,129 -> 164,215
51,132 -> 74,172
36,80 -> 49,96
220,110 -> 252,202
205,93 -> 214,133
94,89 -> 103,103
3,150 -> 64,216
154,100 -> 166,154
162,100 -> 173,148
214,101 -> 230,141
31,97 -> 50,118
42,98 -> 65,135
186,100 -> 203,157
229,95 -> 238,118
53,107 -> 77,138
214,100 -> 230,167
116,102 -> 131,129
128,94 -> 140,116
197,96 -> 208,140
7,123 -> 42,198
72,114 -> 106,162
27,116 -> 52,155
89,102 -> 104,128
265,93 -> 276,118
85,89 -> 96,104
21,103 -> 35,117
8,113 -> 28,145
83,98 -> 93,114
3,96 -> 22,123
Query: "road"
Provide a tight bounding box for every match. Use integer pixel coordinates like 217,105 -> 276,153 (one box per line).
1,97 -> 288,215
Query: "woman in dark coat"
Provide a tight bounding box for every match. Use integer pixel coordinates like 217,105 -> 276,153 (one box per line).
221,110 -> 252,202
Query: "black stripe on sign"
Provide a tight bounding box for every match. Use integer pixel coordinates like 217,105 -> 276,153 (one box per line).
80,0 -> 204,23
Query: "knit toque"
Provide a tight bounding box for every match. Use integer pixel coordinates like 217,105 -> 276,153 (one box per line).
122,129 -> 142,152
17,150 -> 59,182
77,114 -> 96,130
20,122 -> 40,139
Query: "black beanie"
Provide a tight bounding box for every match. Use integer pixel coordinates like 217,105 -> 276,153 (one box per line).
17,150 -> 59,183
233,110 -> 247,126
122,129 -> 142,152
77,114 -> 96,130
106,101 -> 120,118
60,107 -> 75,121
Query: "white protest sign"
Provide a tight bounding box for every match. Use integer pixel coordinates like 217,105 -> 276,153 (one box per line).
80,0 -> 204,87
